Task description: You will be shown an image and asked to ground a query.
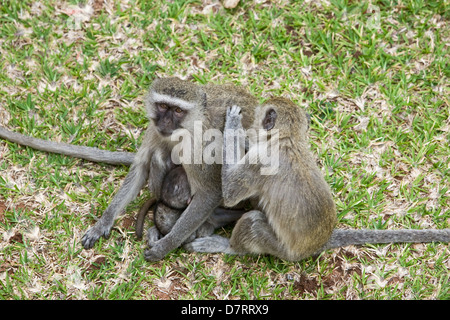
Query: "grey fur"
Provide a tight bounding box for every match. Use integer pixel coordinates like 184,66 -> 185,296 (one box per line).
142,78 -> 259,261
319,229 -> 450,253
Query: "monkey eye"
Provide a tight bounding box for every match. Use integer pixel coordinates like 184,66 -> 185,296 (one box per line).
174,107 -> 183,114
158,104 -> 168,110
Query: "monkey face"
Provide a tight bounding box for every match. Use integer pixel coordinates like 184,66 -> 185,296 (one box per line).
154,103 -> 187,137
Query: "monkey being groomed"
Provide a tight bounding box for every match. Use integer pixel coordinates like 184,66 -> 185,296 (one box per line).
81,78 -> 259,261
1,77 -> 260,261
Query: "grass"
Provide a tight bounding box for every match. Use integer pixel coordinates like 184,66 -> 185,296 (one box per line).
0,0 -> 449,300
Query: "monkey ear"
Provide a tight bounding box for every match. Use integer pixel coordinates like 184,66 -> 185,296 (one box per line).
263,109 -> 277,131
306,113 -> 311,130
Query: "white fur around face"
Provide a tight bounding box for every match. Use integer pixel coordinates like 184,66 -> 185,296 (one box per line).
150,92 -> 197,110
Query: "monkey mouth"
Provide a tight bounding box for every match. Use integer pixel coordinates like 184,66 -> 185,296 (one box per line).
157,128 -> 173,137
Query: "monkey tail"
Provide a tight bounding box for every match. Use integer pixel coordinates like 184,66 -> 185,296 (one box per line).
135,197 -> 158,240
0,125 -> 135,165
320,228 -> 450,252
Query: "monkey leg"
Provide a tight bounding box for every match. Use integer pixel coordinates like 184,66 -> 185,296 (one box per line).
140,184 -> 244,248
228,210 -> 291,260
185,210 -> 292,260
183,210 -> 260,254
144,193 -> 222,261
183,234 -> 233,253
209,208 -> 246,228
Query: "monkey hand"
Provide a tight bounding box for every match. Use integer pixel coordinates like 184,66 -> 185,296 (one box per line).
81,222 -> 112,249
144,241 -> 166,262
225,105 -> 243,130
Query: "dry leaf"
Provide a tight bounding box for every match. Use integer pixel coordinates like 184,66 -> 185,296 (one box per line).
223,0 -> 240,8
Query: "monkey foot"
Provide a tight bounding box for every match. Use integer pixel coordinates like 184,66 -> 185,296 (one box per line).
146,226 -> 162,247
183,235 -> 231,254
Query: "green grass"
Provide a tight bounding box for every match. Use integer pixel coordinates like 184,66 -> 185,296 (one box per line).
0,0 -> 449,300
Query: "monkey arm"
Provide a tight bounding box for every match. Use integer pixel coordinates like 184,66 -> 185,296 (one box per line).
82,159 -> 151,248
0,125 -> 135,165
222,161 -> 258,207
144,192 -> 222,261
222,105 -> 257,207
147,149 -> 173,199
82,128 -> 156,249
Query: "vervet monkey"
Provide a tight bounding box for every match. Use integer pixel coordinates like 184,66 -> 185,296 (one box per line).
78,77 -> 259,261
1,78 -> 258,261
185,100 -> 450,261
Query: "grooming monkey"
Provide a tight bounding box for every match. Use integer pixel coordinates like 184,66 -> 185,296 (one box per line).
185,99 -> 450,261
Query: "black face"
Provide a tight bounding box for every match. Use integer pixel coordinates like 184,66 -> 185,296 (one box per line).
154,103 -> 186,136
262,108 -> 277,131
